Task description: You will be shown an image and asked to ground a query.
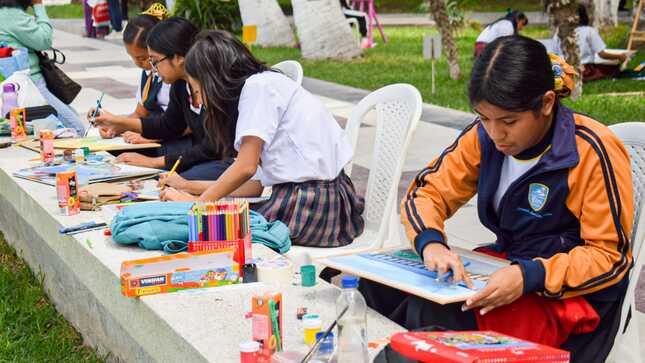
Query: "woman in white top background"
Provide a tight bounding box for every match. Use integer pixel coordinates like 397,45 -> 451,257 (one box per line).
474,10 -> 528,57
552,5 -> 628,82
160,30 -> 365,248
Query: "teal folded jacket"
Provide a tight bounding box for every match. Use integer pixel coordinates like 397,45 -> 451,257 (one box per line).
111,202 -> 193,252
110,202 -> 291,254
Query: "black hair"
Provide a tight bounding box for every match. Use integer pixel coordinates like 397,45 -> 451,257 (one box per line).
185,30 -> 271,157
577,4 -> 590,26
488,10 -> 528,33
469,35 -> 554,113
0,0 -> 31,9
123,14 -> 160,49
146,16 -> 199,58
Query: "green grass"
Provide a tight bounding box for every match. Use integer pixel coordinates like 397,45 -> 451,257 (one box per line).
44,3 -> 142,19
252,25 -> 644,124
277,0 -> 543,14
0,232 -> 104,362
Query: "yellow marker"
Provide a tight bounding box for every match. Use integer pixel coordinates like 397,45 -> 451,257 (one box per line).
242,25 -> 257,45
161,156 -> 182,188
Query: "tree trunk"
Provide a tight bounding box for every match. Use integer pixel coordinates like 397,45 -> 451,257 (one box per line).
428,0 -> 460,80
239,0 -> 296,47
547,0 -> 583,99
291,0 -> 361,59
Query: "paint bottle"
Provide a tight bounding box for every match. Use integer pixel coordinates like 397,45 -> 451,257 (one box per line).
74,148 -> 85,163
39,129 -> 55,163
56,170 -> 80,216
240,341 -> 260,363
303,314 -> 322,346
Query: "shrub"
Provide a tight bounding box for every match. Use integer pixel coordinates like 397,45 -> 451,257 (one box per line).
173,0 -> 241,31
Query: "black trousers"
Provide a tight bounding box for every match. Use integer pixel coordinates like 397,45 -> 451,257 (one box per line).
359,279 -> 624,363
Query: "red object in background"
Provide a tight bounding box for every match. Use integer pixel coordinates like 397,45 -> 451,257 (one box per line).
390,331 -> 570,363
0,47 -> 14,58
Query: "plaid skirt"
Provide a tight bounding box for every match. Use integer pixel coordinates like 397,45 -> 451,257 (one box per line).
252,171 -> 365,247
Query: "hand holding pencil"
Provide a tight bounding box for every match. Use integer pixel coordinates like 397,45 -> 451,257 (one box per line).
159,156 -> 182,189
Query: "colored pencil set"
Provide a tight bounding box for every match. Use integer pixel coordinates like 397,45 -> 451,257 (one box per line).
188,200 -> 250,243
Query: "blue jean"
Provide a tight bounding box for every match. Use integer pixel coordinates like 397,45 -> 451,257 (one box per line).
180,159 -> 234,181
34,77 -> 85,135
107,0 -> 123,32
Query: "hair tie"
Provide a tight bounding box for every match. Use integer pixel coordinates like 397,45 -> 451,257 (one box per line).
549,53 -> 577,98
141,3 -> 169,21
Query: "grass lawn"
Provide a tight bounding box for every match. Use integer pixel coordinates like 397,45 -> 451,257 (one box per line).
277,0 -> 544,14
44,3 -> 142,19
252,25 -> 644,124
0,231 -> 104,362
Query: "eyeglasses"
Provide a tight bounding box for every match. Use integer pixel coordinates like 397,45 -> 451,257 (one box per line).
149,56 -> 169,73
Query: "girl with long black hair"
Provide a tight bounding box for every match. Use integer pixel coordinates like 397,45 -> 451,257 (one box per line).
365,36 -> 633,363
93,17 -> 234,181
474,10 -> 528,57
160,30 -> 365,248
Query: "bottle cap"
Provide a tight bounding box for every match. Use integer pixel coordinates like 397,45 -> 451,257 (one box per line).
2,83 -> 16,93
303,317 -> 322,329
239,340 -> 260,352
341,275 -> 359,288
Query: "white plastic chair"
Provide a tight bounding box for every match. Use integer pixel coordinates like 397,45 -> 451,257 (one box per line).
272,60 -> 304,86
607,122 -> 645,363
285,84 -> 423,264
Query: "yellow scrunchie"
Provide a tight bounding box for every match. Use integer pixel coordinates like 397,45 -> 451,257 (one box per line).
548,53 -> 577,98
141,3 -> 169,21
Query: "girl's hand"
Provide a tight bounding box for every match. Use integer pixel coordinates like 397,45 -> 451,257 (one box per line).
158,172 -> 187,190
422,243 -> 474,288
116,153 -> 163,168
160,187 -> 197,201
463,264 -> 524,315
122,131 -> 155,144
99,127 -> 115,139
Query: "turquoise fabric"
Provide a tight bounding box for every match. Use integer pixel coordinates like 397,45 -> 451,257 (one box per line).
111,202 -> 193,252
250,211 -> 291,254
110,202 -> 291,254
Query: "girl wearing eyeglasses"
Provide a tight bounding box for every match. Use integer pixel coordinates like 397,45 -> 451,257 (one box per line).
93,16 -> 234,181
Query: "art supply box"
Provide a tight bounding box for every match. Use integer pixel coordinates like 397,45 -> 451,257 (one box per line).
389,330 -> 570,363
120,249 -> 241,297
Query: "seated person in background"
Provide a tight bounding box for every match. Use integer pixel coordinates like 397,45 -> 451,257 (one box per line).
474,10 -> 528,57
0,0 -> 85,134
160,30 -> 365,248
553,5 -> 628,82
93,17 -> 233,181
96,3 -> 172,145
362,36 -> 633,363
339,0 -> 370,48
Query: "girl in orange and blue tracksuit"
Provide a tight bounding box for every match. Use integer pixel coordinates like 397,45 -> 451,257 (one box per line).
360,36 -> 634,363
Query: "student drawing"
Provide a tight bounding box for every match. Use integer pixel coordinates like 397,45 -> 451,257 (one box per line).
158,30 -> 365,248
92,17 -> 235,181
362,36 -> 634,363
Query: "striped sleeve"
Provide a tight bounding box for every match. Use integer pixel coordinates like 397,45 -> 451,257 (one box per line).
536,122 -> 634,299
401,121 -> 481,256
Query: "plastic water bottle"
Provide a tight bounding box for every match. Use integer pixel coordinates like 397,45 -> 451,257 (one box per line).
2,83 -> 19,118
312,332 -> 336,363
335,276 -> 368,363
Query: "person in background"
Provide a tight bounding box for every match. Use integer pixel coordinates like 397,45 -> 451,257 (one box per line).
553,5 -> 628,82
92,17 -> 234,181
363,36 -> 633,363
107,0 -> 123,33
0,0 -> 85,134
474,10 -> 528,57
83,0 -> 109,38
339,0 -> 370,48
159,30 -> 365,248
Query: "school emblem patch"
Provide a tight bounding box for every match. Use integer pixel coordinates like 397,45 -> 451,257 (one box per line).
528,183 -> 549,211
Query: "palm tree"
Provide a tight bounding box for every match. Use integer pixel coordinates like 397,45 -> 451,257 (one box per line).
239,0 -> 296,47
547,0 -> 583,99
428,0 -> 461,80
291,0 -> 362,59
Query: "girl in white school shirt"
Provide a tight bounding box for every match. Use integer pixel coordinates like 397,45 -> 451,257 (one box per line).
160,30 -> 365,247
474,10 -> 528,57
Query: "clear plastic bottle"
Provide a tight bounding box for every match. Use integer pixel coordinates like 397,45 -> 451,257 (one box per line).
2,83 -> 18,118
335,276 -> 368,363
